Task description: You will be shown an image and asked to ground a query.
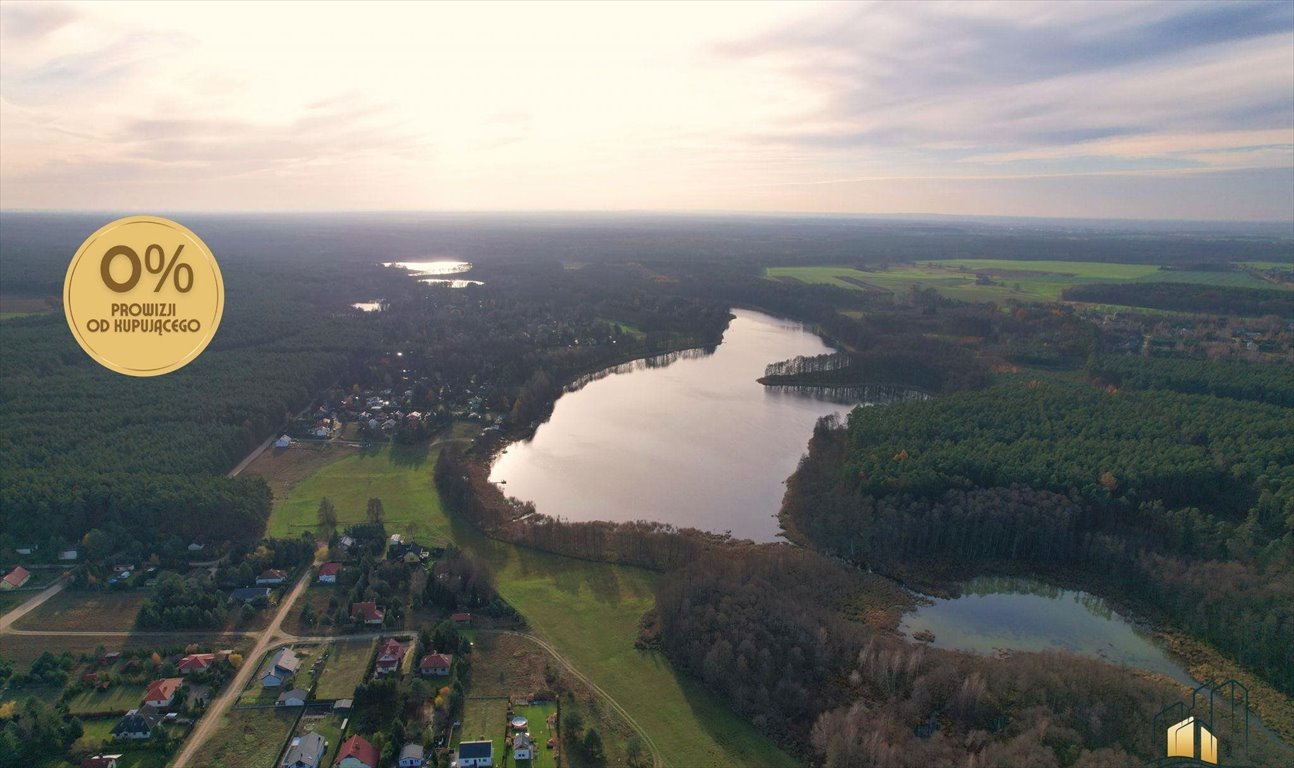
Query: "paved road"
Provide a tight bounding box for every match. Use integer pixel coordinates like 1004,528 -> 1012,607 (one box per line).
171,567 -> 314,768
0,577 -> 66,632
483,629 -> 666,768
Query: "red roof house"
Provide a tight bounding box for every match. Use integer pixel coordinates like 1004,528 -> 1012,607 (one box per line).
374,639 -> 407,675
418,652 -> 453,677
1,566 -> 31,590
142,677 -> 182,708
178,653 -> 216,674
450,612 -> 472,625
80,756 -> 121,768
256,568 -> 288,585
351,601 -> 384,625
337,734 -> 380,768
317,562 -> 343,583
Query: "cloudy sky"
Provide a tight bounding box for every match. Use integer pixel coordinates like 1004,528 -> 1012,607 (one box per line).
2,1 -> 1291,220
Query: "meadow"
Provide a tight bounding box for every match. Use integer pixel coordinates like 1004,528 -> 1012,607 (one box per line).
312,638 -> 376,700
271,445 -> 798,767
14,590 -> 146,632
65,684 -> 147,715
190,708 -> 300,768
766,258 -> 1280,303
265,444 -> 449,544
457,696 -> 511,761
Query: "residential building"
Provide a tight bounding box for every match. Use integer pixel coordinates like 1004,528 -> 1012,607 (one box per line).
457,740 -> 493,767
178,653 -> 215,674
261,647 -> 300,687
351,601 -> 384,625
418,652 -> 453,677
398,743 -> 425,768
276,688 -> 308,707
230,587 -> 272,604
0,566 -> 31,590
142,678 -> 182,709
337,734 -> 379,768
110,709 -> 160,740
256,569 -> 288,585
317,562 -> 342,583
513,732 -> 534,761
281,732 -> 327,768
81,755 -> 122,768
374,638 -> 407,676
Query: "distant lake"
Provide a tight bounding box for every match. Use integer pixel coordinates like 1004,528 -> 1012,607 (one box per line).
353,301 -> 383,312
490,309 -> 915,542
384,260 -> 484,287
900,576 -> 1195,685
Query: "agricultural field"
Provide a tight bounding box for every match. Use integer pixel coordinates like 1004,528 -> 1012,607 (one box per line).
65,683 -> 147,715
313,638 -> 376,700
191,708 -> 300,768
266,444 -> 449,543
0,294 -> 55,320
13,589 -> 147,632
766,259 -> 1284,303
468,633 -> 550,699
271,443 -> 798,767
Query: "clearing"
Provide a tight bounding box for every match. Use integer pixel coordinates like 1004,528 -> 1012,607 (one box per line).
242,442 -> 359,508
458,696 -> 511,761
190,707 -> 300,768
66,683 -> 147,715
13,590 -> 147,632
313,638 -> 376,700
267,444 -> 448,543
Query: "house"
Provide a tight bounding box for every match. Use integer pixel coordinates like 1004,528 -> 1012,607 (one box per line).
398,743 -> 425,768
333,698 -> 353,712
276,434 -> 292,448
142,677 -> 182,708
231,587 -> 272,604
451,612 -> 472,625
15,545 -> 35,555
418,652 -> 453,677
339,535 -> 356,551
513,732 -> 534,761
81,755 -> 122,768
1,566 -> 31,590
276,688 -> 308,707
374,638 -> 408,676
261,648 -> 300,687
256,569 -> 288,585
337,734 -> 380,768
351,601 -> 384,625
457,740 -> 493,767
281,732 -> 327,768
111,709 -> 160,740
178,653 -> 216,674
187,541 -> 206,552
317,562 -> 342,583
58,549 -> 79,561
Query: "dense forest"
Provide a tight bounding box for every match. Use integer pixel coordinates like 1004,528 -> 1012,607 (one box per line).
782,375 -> 1294,698
1064,281 -> 1292,316
1088,355 -> 1294,406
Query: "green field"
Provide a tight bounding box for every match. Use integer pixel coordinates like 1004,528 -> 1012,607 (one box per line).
274,445 -> 797,767
14,589 -> 146,632
66,684 -> 146,715
767,259 -> 1282,303
192,708 -> 299,768
458,697 -> 510,762
313,638 -> 375,700
267,444 -> 448,543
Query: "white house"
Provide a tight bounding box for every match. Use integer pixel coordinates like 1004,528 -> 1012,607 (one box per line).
110,710 -> 159,740
317,562 -> 342,583
58,549 -> 79,561
276,688 -> 308,707
276,435 -> 292,448
398,744 -> 425,767
456,740 -> 493,767
513,732 -> 533,761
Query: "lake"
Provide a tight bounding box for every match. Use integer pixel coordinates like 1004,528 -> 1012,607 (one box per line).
383,260 -> 484,287
900,576 -> 1196,685
490,309 -> 878,542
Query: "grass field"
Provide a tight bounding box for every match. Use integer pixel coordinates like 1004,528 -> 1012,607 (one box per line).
66,684 -> 146,715
313,638 -> 375,700
191,708 -> 300,768
766,259 -> 1284,303
458,696 -> 510,760
268,444 -> 798,767
0,633 -> 250,666
267,444 -> 448,543
13,589 -> 146,632
243,442 -> 360,508
0,590 -> 27,616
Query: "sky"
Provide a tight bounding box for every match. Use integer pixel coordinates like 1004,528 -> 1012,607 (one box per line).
1,1 -> 1292,220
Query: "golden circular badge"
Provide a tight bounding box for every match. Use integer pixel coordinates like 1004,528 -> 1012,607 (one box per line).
63,216 -> 224,377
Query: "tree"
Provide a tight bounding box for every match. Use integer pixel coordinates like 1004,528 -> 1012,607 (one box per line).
580,728 -> 605,763
366,497 -> 385,525
317,497 -> 338,531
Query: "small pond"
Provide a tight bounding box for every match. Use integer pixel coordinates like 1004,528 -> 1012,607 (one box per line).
900,576 -> 1195,686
